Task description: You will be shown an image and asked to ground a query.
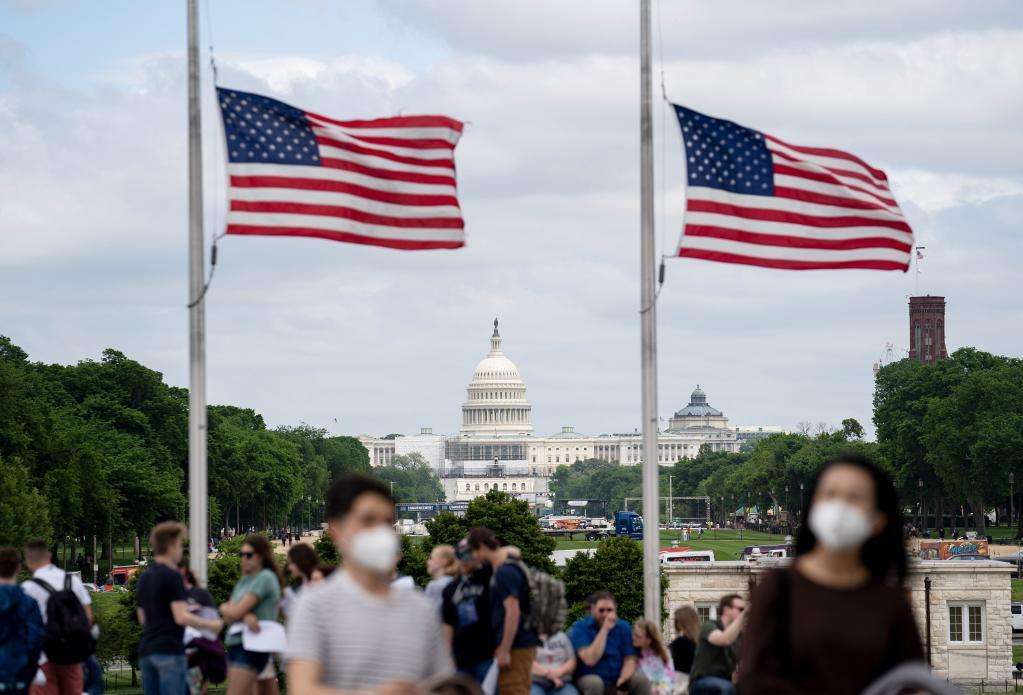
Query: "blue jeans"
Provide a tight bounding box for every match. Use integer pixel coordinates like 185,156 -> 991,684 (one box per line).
140,653 -> 187,695
457,658 -> 493,684
689,675 -> 736,695
532,683 -> 579,695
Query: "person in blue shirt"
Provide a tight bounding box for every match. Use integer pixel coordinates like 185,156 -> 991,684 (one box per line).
568,592 -> 651,695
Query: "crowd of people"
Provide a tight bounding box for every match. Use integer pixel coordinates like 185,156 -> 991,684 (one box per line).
0,455 -> 955,694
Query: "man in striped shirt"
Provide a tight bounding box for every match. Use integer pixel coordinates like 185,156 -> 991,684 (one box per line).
286,475 -> 452,694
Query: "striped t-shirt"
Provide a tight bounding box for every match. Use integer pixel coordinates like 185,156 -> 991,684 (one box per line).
287,571 -> 452,688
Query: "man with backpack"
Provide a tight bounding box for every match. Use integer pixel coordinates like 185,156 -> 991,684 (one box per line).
0,547 -> 45,695
21,539 -> 94,695
467,527 -> 541,695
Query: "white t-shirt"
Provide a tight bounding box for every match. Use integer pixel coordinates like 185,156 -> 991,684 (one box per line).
21,564 -> 93,622
21,564 -> 92,663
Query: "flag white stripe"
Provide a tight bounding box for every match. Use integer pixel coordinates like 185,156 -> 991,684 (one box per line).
305,120 -> 462,145
766,139 -> 890,191
311,124 -> 455,160
770,155 -> 893,199
226,163 -> 456,196
227,211 -> 464,242
679,235 -> 910,263
317,143 -> 455,176
684,211 -> 912,244
686,187 -> 905,222
229,187 -> 461,218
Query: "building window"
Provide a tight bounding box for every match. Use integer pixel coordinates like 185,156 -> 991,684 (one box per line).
511,483 -> 517,491
948,603 -> 984,644
474,484 -> 480,492
502,483 -> 508,491
694,602 -> 718,624
466,484 -> 471,491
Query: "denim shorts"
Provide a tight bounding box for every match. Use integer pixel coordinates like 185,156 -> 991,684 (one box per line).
226,643 -> 271,673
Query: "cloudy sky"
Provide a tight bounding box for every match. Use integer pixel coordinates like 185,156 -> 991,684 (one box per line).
2,1 -> 1020,440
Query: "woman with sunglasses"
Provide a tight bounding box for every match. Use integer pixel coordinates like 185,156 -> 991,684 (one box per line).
218,535 -> 283,695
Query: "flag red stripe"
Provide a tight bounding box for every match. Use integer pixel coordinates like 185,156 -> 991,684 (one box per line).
227,224 -> 464,250
686,199 -> 912,233
773,163 -> 898,208
230,175 -> 459,207
769,148 -> 891,193
678,246 -> 908,271
772,185 -> 900,213
346,135 -> 456,151
316,135 -> 455,170
230,200 -> 465,229
764,134 -> 888,182
320,157 -> 457,187
684,224 -> 913,252
304,111 -> 464,132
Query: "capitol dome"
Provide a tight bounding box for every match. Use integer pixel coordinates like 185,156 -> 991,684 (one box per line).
460,319 -> 533,436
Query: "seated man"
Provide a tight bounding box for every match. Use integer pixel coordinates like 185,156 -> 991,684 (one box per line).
568,592 -> 650,695
688,594 -> 746,695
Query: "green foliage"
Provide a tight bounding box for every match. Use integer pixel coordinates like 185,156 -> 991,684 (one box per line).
461,490 -> 556,572
561,536 -> 664,625
398,536 -> 430,587
423,512 -> 469,552
374,453 -> 445,503
0,454 -> 52,546
874,348 -> 1023,533
92,591 -> 141,668
314,533 -> 338,565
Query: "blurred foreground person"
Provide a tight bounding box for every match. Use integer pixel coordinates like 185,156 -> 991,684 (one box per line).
667,606 -> 699,680
287,474 -> 451,693
631,619 -> 676,695
441,540 -> 493,684
568,592 -> 650,695
218,535 -> 282,695
738,454 -> 923,695
425,545 -> 460,613
280,544 -> 319,621
0,547 -> 44,695
136,523 -> 223,695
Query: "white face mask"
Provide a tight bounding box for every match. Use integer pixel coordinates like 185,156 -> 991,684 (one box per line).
808,499 -> 874,551
348,525 -> 400,575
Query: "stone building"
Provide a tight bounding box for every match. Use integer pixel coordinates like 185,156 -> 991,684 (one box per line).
663,559 -> 1012,686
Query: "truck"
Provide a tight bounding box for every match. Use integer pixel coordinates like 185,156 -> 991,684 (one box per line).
541,510 -> 644,541
918,539 -> 989,560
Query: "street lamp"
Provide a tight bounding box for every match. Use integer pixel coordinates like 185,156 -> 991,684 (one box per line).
917,478 -> 924,532
799,482 -> 805,520
1010,472 -> 1015,534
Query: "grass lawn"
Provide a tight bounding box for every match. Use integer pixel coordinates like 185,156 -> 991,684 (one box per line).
1013,579 -> 1023,602
554,529 -> 789,561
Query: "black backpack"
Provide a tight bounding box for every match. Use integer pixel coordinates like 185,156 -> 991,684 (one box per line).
30,575 -> 96,664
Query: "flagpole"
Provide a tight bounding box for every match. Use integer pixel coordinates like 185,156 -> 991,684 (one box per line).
187,0 -> 209,584
639,0 -> 661,624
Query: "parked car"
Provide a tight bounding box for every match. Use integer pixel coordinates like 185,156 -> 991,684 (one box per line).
1013,603 -> 1023,632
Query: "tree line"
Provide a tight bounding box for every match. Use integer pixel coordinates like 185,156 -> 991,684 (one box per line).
552,348 -> 1023,536
0,336 -> 444,566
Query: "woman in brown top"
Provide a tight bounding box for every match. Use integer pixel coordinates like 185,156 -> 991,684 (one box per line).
737,454 -> 923,695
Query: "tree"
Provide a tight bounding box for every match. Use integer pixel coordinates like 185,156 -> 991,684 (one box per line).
0,455 -> 52,547
458,490 -> 556,572
841,418 -> 865,440
398,536 -> 430,587
375,453 -> 444,503
561,536 -> 664,624
423,512 -> 469,551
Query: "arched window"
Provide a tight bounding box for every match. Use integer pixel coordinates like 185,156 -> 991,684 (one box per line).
474,484 -> 480,491
511,483 -> 517,491
466,483 -> 471,491
502,483 -> 508,491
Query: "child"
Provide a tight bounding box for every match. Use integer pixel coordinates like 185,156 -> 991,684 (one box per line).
632,618 -> 677,695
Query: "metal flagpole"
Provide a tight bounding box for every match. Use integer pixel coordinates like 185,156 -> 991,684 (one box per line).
639,0 -> 661,624
187,0 -> 209,584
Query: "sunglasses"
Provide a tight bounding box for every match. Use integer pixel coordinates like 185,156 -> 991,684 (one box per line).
238,551 -> 256,559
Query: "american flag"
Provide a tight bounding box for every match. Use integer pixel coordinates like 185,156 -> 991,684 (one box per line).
216,87 -> 465,250
673,104 -> 913,271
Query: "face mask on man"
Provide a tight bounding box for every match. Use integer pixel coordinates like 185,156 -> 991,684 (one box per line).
808,499 -> 874,551
348,525 -> 400,574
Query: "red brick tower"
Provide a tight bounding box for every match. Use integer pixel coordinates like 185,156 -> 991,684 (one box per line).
908,296 -> 948,363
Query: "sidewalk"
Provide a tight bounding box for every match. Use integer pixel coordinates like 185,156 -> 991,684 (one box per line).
270,529 -> 322,552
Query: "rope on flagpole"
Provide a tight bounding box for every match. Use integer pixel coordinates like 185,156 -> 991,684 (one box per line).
640,0 -> 668,316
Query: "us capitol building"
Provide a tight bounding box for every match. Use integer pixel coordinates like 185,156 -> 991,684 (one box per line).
359,320 -> 780,505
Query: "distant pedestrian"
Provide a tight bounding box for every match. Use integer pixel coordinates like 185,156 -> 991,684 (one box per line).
688,594 -> 745,695
0,547 -> 45,695
738,454 -> 924,695
468,527 -> 538,695
425,545 -> 460,614
136,522 -> 223,695
530,630 -> 577,695
22,539 -> 94,695
286,474 -> 451,692
668,606 -> 700,678
218,535 -> 282,695
280,544 -> 318,621
631,619 -> 676,695
442,539 -> 493,683
567,591 -> 650,695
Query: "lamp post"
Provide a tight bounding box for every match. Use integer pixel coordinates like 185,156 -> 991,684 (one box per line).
799,482 -> 805,520
785,484 -> 790,532
917,478 -> 924,532
1010,472 -> 1015,534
